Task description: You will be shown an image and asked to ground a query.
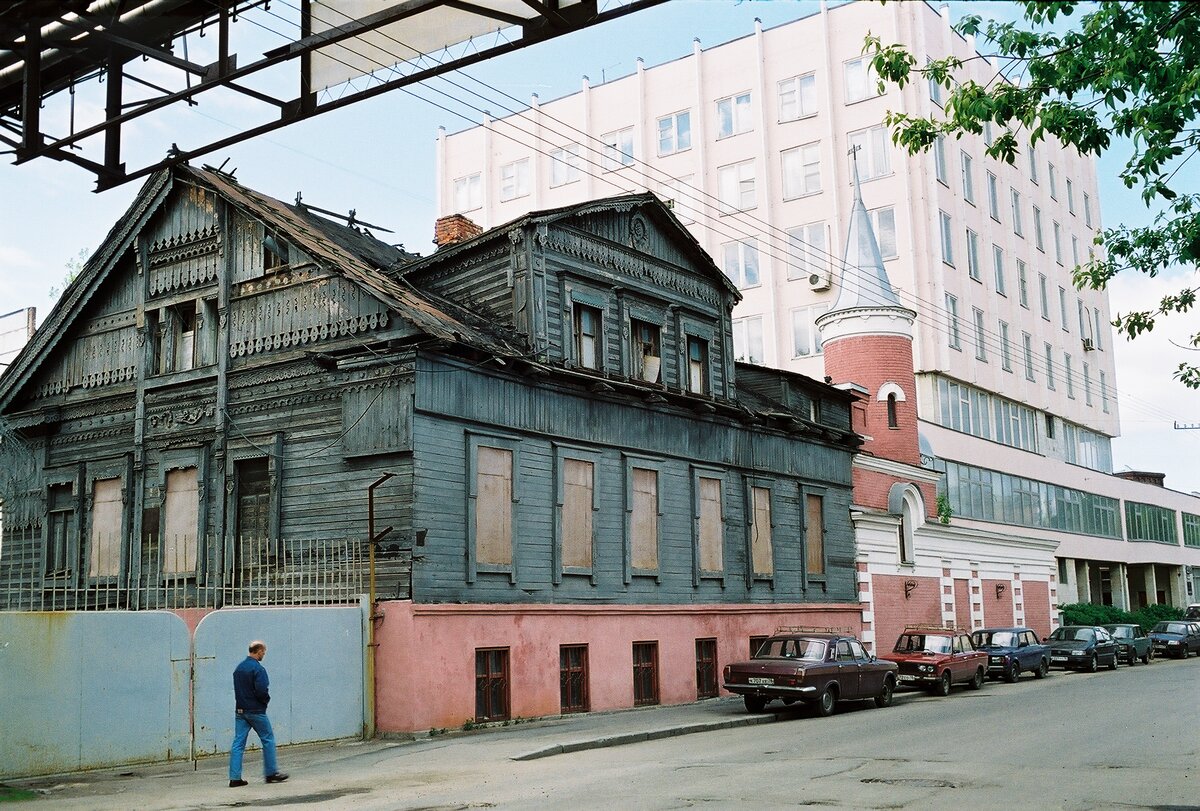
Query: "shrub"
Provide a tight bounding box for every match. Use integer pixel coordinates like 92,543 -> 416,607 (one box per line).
1057,601 -> 1184,631
1131,603 -> 1183,630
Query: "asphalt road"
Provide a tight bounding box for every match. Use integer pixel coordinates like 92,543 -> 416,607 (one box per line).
17,655 -> 1199,810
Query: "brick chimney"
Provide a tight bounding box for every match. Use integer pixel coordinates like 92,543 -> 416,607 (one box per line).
434,213 -> 483,247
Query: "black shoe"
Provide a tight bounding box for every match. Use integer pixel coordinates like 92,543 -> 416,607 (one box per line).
229,780 -> 248,788
265,773 -> 289,784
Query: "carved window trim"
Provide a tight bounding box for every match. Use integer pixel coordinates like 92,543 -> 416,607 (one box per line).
83,455 -> 133,584
42,466 -> 83,585
150,447 -> 210,583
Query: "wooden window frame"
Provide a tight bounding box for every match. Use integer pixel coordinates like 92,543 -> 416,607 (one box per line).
801,484 -> 828,586
466,432 -> 521,584
474,647 -> 510,722
553,444 -> 600,585
150,448 -> 209,583
628,314 -> 664,385
559,644 -> 590,714
632,641 -> 660,706
84,455 -> 133,583
695,638 -> 719,699
43,468 -> 83,583
749,635 -> 770,659
744,477 -> 776,588
691,466 -> 727,587
623,454 -> 664,584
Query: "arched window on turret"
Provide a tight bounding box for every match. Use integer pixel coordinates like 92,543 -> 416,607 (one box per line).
888,483 -> 925,566
877,382 -> 906,430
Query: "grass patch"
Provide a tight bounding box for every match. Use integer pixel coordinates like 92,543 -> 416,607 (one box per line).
0,786 -> 39,803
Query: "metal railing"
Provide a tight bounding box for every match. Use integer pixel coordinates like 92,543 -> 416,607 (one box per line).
0,530 -> 371,611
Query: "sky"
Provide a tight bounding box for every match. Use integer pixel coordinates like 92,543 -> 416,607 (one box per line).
0,0 -> 1197,493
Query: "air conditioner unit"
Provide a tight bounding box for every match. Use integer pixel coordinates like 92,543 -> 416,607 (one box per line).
808,270 -> 832,291
1081,337 -> 1095,351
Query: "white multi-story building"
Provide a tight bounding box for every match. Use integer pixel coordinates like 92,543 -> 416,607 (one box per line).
436,1 -> 1200,613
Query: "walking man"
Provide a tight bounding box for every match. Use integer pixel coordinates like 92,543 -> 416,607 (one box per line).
229,640 -> 288,787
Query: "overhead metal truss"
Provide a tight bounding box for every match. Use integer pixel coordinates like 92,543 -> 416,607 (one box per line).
0,0 -> 667,191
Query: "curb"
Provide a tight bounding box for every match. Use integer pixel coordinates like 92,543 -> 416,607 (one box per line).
512,712 -> 780,760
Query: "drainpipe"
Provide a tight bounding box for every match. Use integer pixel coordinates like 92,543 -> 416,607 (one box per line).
365,472 -> 394,738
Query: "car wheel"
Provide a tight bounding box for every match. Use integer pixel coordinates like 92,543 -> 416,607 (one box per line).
968,667 -> 984,690
743,695 -> 767,713
1183,647 -> 1191,659
1108,652 -> 1118,670
931,670 -> 952,697
1003,660 -> 1020,683
874,677 -> 894,709
1087,654 -> 1099,673
815,686 -> 837,717
1126,649 -> 1137,666
1142,649 -> 1151,664
1034,658 -> 1048,679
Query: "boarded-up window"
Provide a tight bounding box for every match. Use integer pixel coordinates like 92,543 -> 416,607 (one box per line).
235,458 -> 270,540
750,486 -> 773,575
806,493 -> 825,575
162,467 -> 199,573
562,458 -> 594,569
699,476 -> 723,572
342,385 -> 411,456
631,468 -> 659,570
89,477 -> 123,577
476,446 -> 513,566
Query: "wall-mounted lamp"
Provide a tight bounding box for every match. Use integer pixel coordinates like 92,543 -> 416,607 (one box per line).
904,579 -> 918,600
995,582 -> 1007,600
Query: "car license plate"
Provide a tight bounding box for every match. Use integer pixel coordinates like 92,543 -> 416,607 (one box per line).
898,674 -> 917,682
748,677 -> 773,686
1051,656 -> 1066,662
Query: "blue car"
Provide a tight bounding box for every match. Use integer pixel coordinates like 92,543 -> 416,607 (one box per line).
1148,621 -> 1200,659
971,627 -> 1050,682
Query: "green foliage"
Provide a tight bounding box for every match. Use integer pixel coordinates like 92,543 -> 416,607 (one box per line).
935,493 -> 953,524
1057,601 -> 1183,630
0,785 -> 39,803
866,1 -> 1200,387
48,247 -> 89,302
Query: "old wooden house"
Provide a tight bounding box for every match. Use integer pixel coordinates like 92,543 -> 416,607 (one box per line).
0,165 -> 863,730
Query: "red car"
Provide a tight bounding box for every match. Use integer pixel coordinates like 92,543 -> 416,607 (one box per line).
878,626 -> 988,696
722,630 -> 898,717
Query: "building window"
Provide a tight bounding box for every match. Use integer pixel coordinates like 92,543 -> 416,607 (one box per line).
961,152 -> 975,203
697,475 -> 724,574
805,493 -> 825,576
1059,286 -> 1069,333
1100,370 -> 1109,412
630,319 -> 662,383
887,393 -> 899,428
972,307 -> 988,361
1084,192 -> 1093,227
848,125 -> 890,179
717,160 -> 756,213
475,648 -> 510,722
781,142 -> 822,199
871,207 -> 898,258
1022,332 -> 1035,381
573,303 -> 602,369
155,299 -> 213,374
46,482 -> 76,577
749,635 -> 769,658
1011,189 -> 1024,236
1033,206 -> 1045,252
999,321 -> 1012,372
778,73 -> 817,121
993,245 -> 1006,295
474,445 -> 514,568
984,121 -> 994,146
657,110 -> 691,156
934,135 -> 948,184
1083,362 -> 1093,406
946,294 -> 961,350
792,304 -> 829,357
1071,235 -> 1080,268
696,638 -> 719,699
561,458 -> 595,571
499,158 -> 530,201
162,466 -> 199,574
1017,260 -> 1029,309
235,457 -> 270,541
1053,221 -> 1064,264
716,92 -> 752,138
750,485 -> 773,576
733,316 -> 764,364
940,211 -> 954,266
1039,274 -> 1050,321
89,477 -> 123,578
1077,299 -> 1089,338
659,175 -> 696,224
549,145 -> 581,187
1028,144 -> 1038,183
453,173 -> 482,212
1048,163 -> 1059,199
560,645 -> 589,714
1046,414 -> 1056,439
632,642 -> 659,706
1045,343 -> 1056,390
1093,309 -> 1105,350
1065,352 -> 1075,398
1066,178 -> 1076,214
1186,514 -> 1200,548
787,222 -> 827,280
927,56 -> 942,105
844,56 -> 881,103
986,172 -> 1001,221
686,336 -> 710,395
1125,503 -> 1179,544
601,127 -> 635,171
721,238 -> 760,289
630,467 -> 660,572
966,229 -> 981,281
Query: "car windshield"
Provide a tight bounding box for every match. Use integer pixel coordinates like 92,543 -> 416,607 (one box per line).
1153,622 -> 1188,635
1048,627 -> 1094,642
974,631 -> 1017,647
894,634 -> 952,654
756,638 -> 827,661
1106,626 -> 1132,639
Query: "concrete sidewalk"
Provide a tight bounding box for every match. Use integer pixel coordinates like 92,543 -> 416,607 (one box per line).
4,696 -> 790,808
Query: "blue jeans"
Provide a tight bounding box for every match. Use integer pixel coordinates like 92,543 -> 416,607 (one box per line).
229,711 -> 278,780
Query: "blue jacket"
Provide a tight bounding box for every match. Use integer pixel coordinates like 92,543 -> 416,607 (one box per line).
233,656 -> 271,713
